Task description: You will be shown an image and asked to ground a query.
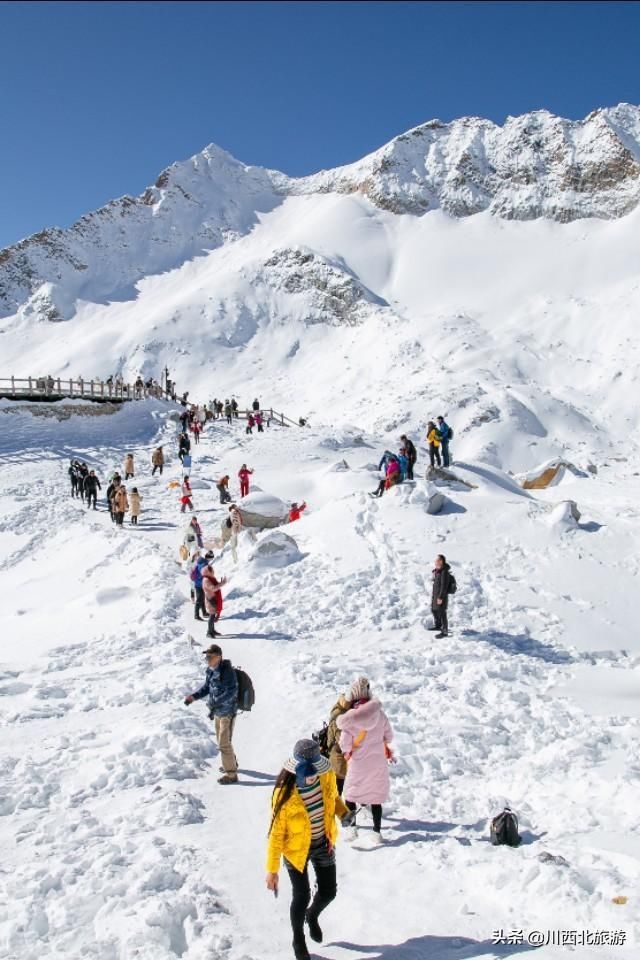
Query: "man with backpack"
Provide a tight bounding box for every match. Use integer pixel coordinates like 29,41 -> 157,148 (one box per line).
190,550 -> 213,620
184,643 -> 240,784
436,416 -> 453,468
430,553 -> 455,639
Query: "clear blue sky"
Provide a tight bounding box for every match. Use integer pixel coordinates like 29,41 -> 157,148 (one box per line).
1,0 -> 638,247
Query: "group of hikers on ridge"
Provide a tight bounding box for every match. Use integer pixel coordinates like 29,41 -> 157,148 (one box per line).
371,416 -> 453,497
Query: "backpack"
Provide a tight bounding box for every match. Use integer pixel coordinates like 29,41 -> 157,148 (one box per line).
447,426 -> 454,440
312,722 -> 330,758
447,573 -> 457,595
490,807 -> 521,847
234,666 -> 255,712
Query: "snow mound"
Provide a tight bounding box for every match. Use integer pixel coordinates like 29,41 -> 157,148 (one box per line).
249,530 -> 303,567
547,500 -> 582,529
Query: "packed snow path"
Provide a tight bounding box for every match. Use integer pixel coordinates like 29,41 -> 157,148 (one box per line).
1,402 -> 639,960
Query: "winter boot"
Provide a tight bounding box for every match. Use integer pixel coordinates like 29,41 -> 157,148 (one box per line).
435,631 -> 449,639
292,937 -> 310,960
217,774 -> 238,785
305,911 -> 323,943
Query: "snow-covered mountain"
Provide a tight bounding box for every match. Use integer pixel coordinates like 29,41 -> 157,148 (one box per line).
1,104 -> 640,477
2,104 -> 640,320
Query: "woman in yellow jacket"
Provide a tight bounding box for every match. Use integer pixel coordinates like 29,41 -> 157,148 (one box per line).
426,420 -> 442,468
266,738 -> 351,960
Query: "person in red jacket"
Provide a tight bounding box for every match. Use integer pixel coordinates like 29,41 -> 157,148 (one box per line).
203,564 -> 226,638
289,501 -> 307,522
238,463 -> 254,498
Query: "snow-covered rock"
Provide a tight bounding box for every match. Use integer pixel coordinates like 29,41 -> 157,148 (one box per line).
235,491 -> 289,528
248,530 -> 302,567
547,499 -> 582,528
516,458 -> 587,489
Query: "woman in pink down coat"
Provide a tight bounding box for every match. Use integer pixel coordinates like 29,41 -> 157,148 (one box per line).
336,677 -> 394,843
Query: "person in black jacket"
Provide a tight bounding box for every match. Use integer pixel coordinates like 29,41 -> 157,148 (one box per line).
83,470 -> 101,510
430,554 -> 451,638
77,462 -> 89,502
400,435 -> 417,480
178,432 -> 191,463
68,460 -> 80,498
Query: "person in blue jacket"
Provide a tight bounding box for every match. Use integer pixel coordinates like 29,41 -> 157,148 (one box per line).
191,550 -> 213,621
397,449 -> 409,481
184,643 -> 239,784
436,416 -> 452,467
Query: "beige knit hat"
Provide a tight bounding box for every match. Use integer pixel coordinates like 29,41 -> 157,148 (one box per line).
350,677 -> 371,702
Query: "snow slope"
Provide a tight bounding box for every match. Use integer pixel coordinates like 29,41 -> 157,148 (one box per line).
1,402 -> 639,959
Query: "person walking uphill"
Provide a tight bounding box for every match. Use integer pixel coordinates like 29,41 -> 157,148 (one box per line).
238,464 -> 253,498
431,553 -> 452,639
184,643 -> 239,784
123,453 -> 135,480
337,677 -> 394,844
152,446 -> 164,476
113,484 -> 129,527
203,562 -> 226,638
83,470 -> 101,510
129,487 -> 142,525
266,739 -> 350,960
326,694 -> 352,795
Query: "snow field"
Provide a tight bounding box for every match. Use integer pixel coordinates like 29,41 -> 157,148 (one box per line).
0,401 -> 639,959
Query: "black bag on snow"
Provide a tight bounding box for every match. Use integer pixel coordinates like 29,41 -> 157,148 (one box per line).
312,722 -> 330,758
234,667 -> 255,712
447,573 -> 457,594
490,807 -> 521,847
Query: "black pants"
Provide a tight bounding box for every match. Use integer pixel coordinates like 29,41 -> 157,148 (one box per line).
115,511 -> 125,526
336,777 -> 345,796
373,479 -> 385,497
285,839 -> 337,947
194,586 -> 206,619
257,424 -> 264,432
346,800 -> 382,832
194,433 -> 199,444
125,472 -> 134,480
207,612 -> 220,637
429,444 -> 441,467
246,426 -> 252,434
152,464 -> 163,475
441,440 -> 450,468
131,515 -> 138,525
432,602 -> 448,634
226,415 -> 232,424
86,491 -> 97,509
71,480 -> 78,498
219,489 -> 231,503
407,459 -> 415,480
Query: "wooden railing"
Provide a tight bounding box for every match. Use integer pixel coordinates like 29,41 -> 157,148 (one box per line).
0,377 -> 167,402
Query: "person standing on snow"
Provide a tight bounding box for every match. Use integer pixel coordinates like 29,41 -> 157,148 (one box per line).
202,562 -> 226,639
180,476 -> 194,513
192,419 -> 201,445
217,475 -> 232,504
129,487 -> 142,525
77,462 -> 89,502
245,413 -> 255,435
106,475 -> 120,522
231,398 -> 239,419
184,642 -> 239,784
152,446 -> 164,476
178,432 -> 191,463
436,416 -> 452,468
255,411 -> 264,433
224,400 -> 233,425
252,398 -> 260,412
400,434 -> 417,480
238,464 -> 253,498
113,484 -> 129,527
397,448 -> 409,482
336,677 -> 395,844
426,421 -> 442,468
68,460 -> 80,498
123,453 -> 135,480
83,469 -> 101,510
183,516 -> 204,557
265,738 -> 351,960
431,553 -> 452,638
190,550 -> 213,620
